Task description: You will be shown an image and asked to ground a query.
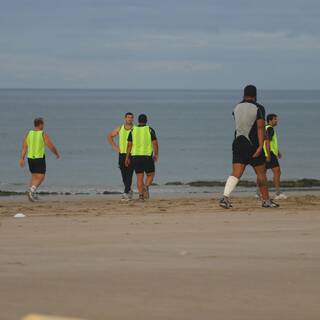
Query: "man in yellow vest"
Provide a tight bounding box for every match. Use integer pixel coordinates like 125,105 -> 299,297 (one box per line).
19,117 -> 60,201
125,114 -> 159,201
107,112 -> 135,201
264,113 -> 287,200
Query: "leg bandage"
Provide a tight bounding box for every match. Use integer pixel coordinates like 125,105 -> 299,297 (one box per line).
223,176 -> 239,198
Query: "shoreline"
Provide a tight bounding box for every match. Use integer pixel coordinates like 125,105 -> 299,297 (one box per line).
1,178 -> 320,197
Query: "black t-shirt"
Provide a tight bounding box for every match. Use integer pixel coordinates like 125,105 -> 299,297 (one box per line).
127,125 -> 157,142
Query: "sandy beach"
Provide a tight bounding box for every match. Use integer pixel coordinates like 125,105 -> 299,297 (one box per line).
1,193 -> 320,320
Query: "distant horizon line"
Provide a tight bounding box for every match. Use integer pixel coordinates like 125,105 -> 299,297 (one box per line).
1,88 -> 320,91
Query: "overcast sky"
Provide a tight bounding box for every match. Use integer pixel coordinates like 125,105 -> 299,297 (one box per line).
0,0 -> 319,89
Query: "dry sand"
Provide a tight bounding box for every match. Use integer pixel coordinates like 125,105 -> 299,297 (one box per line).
0,194 -> 320,320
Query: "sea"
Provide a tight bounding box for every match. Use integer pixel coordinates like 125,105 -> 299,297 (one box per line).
0,89 -> 319,195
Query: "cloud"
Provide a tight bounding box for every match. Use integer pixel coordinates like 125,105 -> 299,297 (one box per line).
134,60 -> 223,73
102,31 -> 320,53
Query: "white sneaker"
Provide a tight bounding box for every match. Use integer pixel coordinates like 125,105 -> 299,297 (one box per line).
33,193 -> 41,201
121,193 -> 131,202
128,190 -> 133,200
274,193 -> 288,200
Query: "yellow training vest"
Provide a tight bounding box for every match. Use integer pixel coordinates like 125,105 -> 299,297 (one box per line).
263,125 -> 279,157
27,130 -> 45,159
131,126 -> 153,156
119,125 -> 133,154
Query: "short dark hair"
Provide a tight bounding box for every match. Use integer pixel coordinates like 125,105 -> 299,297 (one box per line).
267,114 -> 277,122
34,117 -> 44,127
138,114 -> 148,124
244,85 -> 257,98
125,112 -> 133,118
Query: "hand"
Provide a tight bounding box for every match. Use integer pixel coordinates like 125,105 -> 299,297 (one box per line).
19,158 -> 25,168
153,154 -> 159,162
252,147 -> 262,158
266,155 -> 271,162
56,153 -> 60,159
113,145 -> 120,153
125,157 -> 130,167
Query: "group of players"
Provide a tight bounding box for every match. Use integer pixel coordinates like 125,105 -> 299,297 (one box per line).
20,84 -> 285,207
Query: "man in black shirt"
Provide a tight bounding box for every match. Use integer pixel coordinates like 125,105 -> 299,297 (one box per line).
219,85 -> 279,209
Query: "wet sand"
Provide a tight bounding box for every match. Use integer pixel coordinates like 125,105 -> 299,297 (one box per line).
1,194 -> 320,320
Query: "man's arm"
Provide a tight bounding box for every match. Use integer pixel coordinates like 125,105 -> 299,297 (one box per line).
107,127 -> 120,153
252,118 -> 265,158
150,128 -> 159,161
264,139 -> 271,162
125,141 -> 133,167
44,133 -> 60,159
152,140 -> 159,162
19,135 -> 28,167
264,127 -> 273,162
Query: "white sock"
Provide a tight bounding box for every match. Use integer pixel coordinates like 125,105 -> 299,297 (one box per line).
223,176 -> 239,198
30,185 -> 37,193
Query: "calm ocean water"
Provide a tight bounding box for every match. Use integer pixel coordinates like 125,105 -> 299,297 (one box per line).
0,89 -> 319,193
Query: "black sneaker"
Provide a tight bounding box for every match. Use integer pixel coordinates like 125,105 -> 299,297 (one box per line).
219,197 -> 233,209
27,190 -> 35,202
262,200 -> 280,208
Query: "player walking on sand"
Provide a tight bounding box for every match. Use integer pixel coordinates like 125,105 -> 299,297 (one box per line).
19,117 -> 60,201
125,114 -> 159,201
219,85 -> 279,209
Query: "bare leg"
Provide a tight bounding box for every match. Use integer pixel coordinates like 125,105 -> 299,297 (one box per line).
30,173 -> 45,189
253,164 -> 269,201
136,173 -> 145,195
272,166 -> 281,195
256,166 -> 268,196
232,163 -> 246,179
145,172 -> 155,187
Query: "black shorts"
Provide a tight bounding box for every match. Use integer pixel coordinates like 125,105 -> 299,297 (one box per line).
232,136 -> 266,167
28,157 -> 46,174
131,156 -> 155,174
266,152 -> 280,169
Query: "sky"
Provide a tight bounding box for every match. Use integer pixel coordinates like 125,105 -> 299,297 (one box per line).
0,0 -> 320,89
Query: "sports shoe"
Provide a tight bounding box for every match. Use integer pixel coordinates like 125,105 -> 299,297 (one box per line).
143,186 -> 150,200
262,200 -> 280,208
138,194 -> 145,202
33,193 -> 41,201
274,193 -> 288,200
255,192 -> 261,200
128,190 -> 134,200
121,193 -> 130,202
27,190 -> 36,202
219,197 -> 233,209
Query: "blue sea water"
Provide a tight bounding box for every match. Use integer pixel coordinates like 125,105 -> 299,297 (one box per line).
0,89 -> 319,193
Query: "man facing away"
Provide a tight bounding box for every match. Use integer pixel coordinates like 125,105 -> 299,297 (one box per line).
219,85 -> 279,209
263,113 -> 287,200
125,114 -> 159,201
19,117 -> 60,201
107,112 -> 135,201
